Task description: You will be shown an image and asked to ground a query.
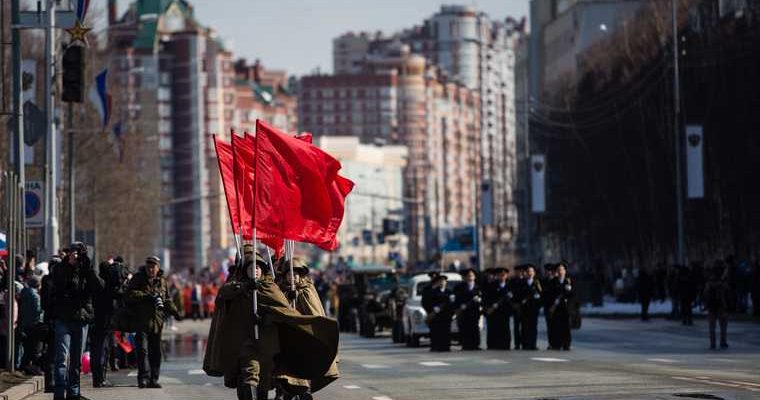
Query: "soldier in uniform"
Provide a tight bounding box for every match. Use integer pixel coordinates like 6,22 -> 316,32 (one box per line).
421,273 -> 454,352
542,264 -> 557,349
546,262 -> 575,350
454,268 -> 483,350
508,265 -> 526,350
520,264 -> 543,350
484,267 -> 512,350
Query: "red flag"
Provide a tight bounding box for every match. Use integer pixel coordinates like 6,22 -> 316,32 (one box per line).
212,135 -> 239,234
254,120 -> 352,250
231,133 -> 255,240
295,132 -> 354,250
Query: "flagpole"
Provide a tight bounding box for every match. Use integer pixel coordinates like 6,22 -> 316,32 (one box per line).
251,123 -> 260,341
265,245 -> 276,280
212,134 -> 242,257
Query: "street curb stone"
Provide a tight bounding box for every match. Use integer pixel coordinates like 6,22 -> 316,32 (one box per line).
0,376 -> 44,400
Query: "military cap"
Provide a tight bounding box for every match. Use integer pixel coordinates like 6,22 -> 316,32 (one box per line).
491,266 -> 509,274
459,267 -> 478,277
243,243 -> 255,255
70,241 -> 87,254
145,255 -> 161,265
430,273 -> 448,283
114,256 -> 125,263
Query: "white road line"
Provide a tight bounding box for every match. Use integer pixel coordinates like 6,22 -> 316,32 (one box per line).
343,385 -> 361,390
361,364 -> 390,369
724,379 -> 760,388
203,382 -> 213,387
531,357 -> 569,363
482,359 -> 511,365
128,371 -> 138,377
419,361 -> 450,367
372,396 -> 393,400
672,376 -> 760,392
647,358 -> 677,363
188,369 -> 204,375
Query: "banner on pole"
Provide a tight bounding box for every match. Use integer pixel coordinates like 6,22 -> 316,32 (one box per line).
686,125 -> 704,199
531,154 -> 546,213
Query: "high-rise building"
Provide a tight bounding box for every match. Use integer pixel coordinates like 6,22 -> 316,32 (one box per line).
301,44 -> 480,266
325,6 -> 526,268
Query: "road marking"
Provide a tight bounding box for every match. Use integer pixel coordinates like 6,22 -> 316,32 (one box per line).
708,358 -> 738,363
419,361 -> 450,367
203,382 -> 213,387
531,357 -> 569,363
343,385 -> 361,389
372,396 -> 393,400
647,358 -> 677,363
128,371 -> 137,377
188,369 -> 204,375
672,376 -> 760,392
482,359 -> 511,365
361,364 -> 390,369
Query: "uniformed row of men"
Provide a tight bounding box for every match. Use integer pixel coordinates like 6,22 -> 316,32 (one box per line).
421,262 -> 577,352
203,244 -> 340,400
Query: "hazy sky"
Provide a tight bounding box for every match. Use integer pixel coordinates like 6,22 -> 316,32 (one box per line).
115,0 -> 529,77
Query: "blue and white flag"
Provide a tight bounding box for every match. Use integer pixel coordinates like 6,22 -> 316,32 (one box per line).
88,69 -> 111,131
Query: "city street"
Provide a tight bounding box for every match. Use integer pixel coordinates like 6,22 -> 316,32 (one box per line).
26,318 -> 760,400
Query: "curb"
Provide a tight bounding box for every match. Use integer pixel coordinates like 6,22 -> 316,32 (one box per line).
0,376 -> 44,400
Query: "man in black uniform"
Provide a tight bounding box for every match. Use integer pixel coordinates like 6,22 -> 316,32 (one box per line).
520,264 -> 543,350
542,264 -> 557,349
421,273 -> 453,352
484,267 -> 512,350
508,265 -> 526,350
454,268 -> 482,350
546,262 -> 574,350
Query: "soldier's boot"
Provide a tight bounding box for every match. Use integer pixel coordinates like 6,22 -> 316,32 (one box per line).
237,383 -> 253,400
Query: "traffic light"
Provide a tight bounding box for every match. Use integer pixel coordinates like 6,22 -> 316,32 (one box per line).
62,46 -> 85,103
382,218 -> 400,236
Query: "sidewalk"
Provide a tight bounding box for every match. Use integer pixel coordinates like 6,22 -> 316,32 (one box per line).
581,297 -> 706,318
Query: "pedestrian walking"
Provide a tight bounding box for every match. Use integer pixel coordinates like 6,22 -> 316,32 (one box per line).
421,273 -> 454,352
677,264 -> 696,326
703,261 -> 730,350
637,268 -> 655,321
454,268 -> 482,351
48,242 -> 102,400
91,256 -> 129,388
520,264 -> 542,350
18,276 -> 43,375
125,256 -> 180,389
546,262 -> 574,350
483,267 -> 512,350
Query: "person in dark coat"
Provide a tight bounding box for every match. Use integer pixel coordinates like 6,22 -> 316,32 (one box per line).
546,263 -> 574,350
677,264 -> 696,326
483,267 -> 512,350
48,243 -> 103,400
40,249 -> 67,393
125,256 -> 180,389
542,264 -> 557,348
637,268 -> 655,321
454,268 -> 482,350
90,256 -> 129,388
703,261 -> 730,349
519,264 -> 543,350
421,273 -> 453,352
508,266 -> 525,350
751,260 -> 760,317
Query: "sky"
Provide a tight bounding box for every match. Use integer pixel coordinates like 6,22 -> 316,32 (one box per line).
115,0 -> 529,77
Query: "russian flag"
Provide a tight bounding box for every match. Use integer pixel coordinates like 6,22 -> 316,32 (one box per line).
0,231 -> 7,257
75,0 -> 91,22
89,69 -> 111,131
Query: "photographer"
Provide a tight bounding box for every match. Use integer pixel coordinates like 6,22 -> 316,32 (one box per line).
125,256 -> 180,389
48,242 -> 103,400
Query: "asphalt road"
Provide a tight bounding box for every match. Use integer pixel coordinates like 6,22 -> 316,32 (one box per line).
27,317 -> 760,400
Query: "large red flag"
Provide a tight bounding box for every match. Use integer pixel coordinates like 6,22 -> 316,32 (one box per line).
254,120 -> 352,250
295,132 -> 354,250
212,135 -> 239,234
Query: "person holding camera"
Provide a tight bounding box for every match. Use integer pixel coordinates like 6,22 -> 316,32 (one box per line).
48,242 -> 103,400
125,256 -> 180,389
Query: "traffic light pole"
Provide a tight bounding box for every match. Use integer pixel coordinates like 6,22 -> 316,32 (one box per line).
9,0 -> 23,373
68,102 -> 75,243
44,0 -> 60,255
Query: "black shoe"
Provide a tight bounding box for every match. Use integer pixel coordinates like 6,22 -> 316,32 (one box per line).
147,381 -> 162,389
720,342 -> 729,349
138,381 -> 148,389
94,380 -> 114,388
710,344 -> 717,350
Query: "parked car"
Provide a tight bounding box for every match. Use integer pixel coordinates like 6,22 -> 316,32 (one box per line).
402,272 -> 462,347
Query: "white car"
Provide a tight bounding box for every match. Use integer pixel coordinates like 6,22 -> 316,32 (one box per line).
402,272 -> 462,347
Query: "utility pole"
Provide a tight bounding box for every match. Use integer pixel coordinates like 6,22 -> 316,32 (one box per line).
45,0 -> 60,255
672,0 -> 685,266
68,102 -> 75,243
9,0 -> 23,372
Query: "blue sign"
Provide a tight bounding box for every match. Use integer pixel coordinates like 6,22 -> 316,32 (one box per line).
25,191 -> 41,218
441,226 -> 476,252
